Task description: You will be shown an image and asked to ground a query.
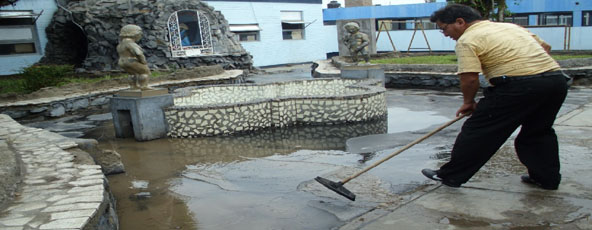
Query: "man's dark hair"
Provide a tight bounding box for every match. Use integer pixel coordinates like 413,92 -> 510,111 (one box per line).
430,4 -> 482,23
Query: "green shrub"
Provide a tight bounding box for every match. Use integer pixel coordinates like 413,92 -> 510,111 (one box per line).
0,78 -> 26,94
21,65 -> 74,92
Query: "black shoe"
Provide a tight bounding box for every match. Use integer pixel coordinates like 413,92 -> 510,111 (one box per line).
421,168 -> 441,181
422,169 -> 461,188
521,175 -> 558,190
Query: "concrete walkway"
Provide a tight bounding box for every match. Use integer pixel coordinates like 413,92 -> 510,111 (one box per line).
0,114 -> 116,230
340,94 -> 592,229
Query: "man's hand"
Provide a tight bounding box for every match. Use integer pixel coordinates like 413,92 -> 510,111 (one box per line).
456,101 -> 477,117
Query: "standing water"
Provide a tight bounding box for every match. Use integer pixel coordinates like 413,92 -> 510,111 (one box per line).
84,70 -> 457,229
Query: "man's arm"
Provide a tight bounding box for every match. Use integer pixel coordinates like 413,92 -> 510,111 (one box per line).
457,72 -> 480,117
540,42 -> 551,54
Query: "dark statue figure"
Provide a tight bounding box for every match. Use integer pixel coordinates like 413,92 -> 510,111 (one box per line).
343,22 -> 370,63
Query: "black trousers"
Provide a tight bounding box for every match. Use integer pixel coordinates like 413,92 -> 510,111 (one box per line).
438,74 -> 568,188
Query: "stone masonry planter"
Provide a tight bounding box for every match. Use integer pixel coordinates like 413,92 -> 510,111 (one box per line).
165,79 -> 387,137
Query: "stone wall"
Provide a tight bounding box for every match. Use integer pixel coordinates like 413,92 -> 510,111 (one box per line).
165,79 -> 387,137
40,0 -> 253,72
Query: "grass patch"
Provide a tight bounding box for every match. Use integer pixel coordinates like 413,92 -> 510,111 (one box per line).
0,68 -> 169,95
60,73 -> 126,86
0,78 -> 27,95
22,65 -> 74,92
551,54 -> 592,60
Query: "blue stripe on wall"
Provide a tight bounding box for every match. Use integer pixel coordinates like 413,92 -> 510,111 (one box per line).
323,0 -> 592,21
507,0 -> 592,13
323,2 -> 447,21
205,0 -> 322,4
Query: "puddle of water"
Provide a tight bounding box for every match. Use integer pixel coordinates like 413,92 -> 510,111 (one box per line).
87,119 -> 388,229
387,107 -> 449,133
174,150 -> 360,229
85,102 -> 452,229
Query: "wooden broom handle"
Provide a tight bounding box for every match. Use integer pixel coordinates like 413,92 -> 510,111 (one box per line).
342,114 -> 467,184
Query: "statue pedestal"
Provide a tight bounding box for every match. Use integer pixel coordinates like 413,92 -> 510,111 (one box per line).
110,90 -> 173,141
340,64 -> 385,85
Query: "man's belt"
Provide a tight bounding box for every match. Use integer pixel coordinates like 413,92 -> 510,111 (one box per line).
489,71 -> 562,86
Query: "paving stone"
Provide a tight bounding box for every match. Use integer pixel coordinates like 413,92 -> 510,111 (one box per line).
24,179 -> 46,185
41,203 -> 100,213
8,202 -> 48,212
51,209 -> 97,220
0,226 -> 24,230
39,217 -> 89,229
26,219 -> 44,228
47,194 -> 71,202
77,165 -> 102,170
68,185 -> 104,194
22,184 -> 63,192
0,216 -> 34,226
79,169 -> 103,176
54,196 -> 104,205
80,175 -> 105,180
68,178 -> 104,187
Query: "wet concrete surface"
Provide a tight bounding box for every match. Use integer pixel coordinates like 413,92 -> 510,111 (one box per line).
77,69 -> 467,229
25,68 -> 592,229
341,86 -> 592,230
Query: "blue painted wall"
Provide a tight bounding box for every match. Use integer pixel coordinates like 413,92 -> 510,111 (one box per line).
507,0 -> 591,13
0,0 -> 58,75
324,0 -> 592,25
206,0 -> 321,3
323,2 -> 447,21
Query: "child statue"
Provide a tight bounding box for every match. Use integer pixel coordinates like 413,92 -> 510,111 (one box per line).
117,24 -> 151,90
343,22 -> 370,64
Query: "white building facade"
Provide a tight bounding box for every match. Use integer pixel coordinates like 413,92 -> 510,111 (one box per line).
0,0 -> 58,75
204,0 -> 328,67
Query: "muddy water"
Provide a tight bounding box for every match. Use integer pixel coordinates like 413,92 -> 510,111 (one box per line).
84,92 -> 453,230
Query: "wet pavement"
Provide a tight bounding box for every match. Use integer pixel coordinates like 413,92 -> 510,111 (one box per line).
3,66 -> 591,229
341,90 -> 592,229
85,82 -> 592,229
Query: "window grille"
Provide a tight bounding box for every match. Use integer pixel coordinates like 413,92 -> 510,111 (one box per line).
168,10 -> 213,57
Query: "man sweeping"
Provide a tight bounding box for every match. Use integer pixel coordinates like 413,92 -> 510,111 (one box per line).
422,4 -> 570,190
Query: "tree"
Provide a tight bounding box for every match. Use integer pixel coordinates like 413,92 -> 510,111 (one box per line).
451,0 -> 509,22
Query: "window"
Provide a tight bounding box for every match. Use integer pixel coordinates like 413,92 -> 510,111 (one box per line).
539,12 -> 572,26
417,18 -> 437,30
376,18 -> 435,31
583,11 -> 592,26
0,10 -> 41,56
377,19 -> 406,31
168,10 -> 213,57
230,24 -> 261,42
504,14 -> 529,26
281,11 -> 305,40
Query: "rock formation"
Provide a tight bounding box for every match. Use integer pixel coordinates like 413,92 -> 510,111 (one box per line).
40,0 -> 253,72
